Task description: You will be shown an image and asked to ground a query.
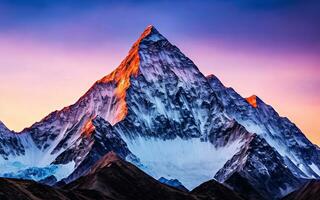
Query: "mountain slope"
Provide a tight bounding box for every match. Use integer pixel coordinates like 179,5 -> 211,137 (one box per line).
0,121 -> 24,160
207,74 -> 320,179
215,135 -> 305,200
191,179 -> 245,200
282,180 -> 320,200
53,116 -> 133,184
0,177 -> 110,200
65,152 -> 196,200
158,177 -> 189,192
110,26 -> 255,188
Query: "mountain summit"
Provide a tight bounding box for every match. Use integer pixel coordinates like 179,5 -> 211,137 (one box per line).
96,25 -> 165,124
0,26 -> 319,200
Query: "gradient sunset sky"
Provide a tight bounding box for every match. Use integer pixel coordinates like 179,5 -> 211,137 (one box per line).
0,0 -> 319,144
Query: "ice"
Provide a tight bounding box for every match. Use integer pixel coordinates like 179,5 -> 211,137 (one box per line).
54,161 -> 76,181
0,143 -> 75,181
122,135 -> 244,189
0,162 -> 75,181
310,163 -> 320,176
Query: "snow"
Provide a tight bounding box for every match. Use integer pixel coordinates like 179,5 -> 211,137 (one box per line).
238,120 -> 320,179
53,161 -> 76,180
0,161 -> 75,181
158,177 -> 185,188
146,34 -> 163,42
1,165 -> 58,181
122,135 -> 244,189
1,133 -> 61,168
0,142 -> 75,181
279,184 -> 294,197
310,163 -> 320,176
0,160 -> 26,175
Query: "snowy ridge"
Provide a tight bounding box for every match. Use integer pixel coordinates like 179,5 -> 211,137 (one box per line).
0,121 -> 25,161
215,134 -> 304,200
207,74 -> 320,179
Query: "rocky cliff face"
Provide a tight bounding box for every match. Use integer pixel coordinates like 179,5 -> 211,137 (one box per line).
0,121 -> 25,160
215,135 -> 305,200
207,75 -> 320,179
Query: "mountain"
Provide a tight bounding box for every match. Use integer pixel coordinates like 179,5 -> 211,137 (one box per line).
0,153 -> 189,200
0,121 -> 24,160
53,116 -> 133,184
38,175 -> 57,186
96,25 -> 253,189
64,152 -> 195,200
215,135 -> 305,200
158,177 -> 189,192
0,25 -> 319,199
191,179 -> 245,200
282,180 -> 320,200
0,177 -> 110,200
0,25 -> 252,188
207,74 -> 320,179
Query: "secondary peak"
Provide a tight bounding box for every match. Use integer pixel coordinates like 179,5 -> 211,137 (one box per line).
246,95 -> 258,108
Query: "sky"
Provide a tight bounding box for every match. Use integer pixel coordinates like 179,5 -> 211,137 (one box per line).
0,0 -> 319,144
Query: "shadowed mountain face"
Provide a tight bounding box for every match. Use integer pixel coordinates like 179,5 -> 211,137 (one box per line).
0,121 -> 24,159
191,179 -> 245,200
215,135 -> 305,200
53,116 -> 133,184
158,177 -> 189,192
0,26 -> 319,199
207,75 -> 320,179
0,177 -> 111,200
282,180 -> 320,200
0,152 -> 246,200
220,172 -> 265,200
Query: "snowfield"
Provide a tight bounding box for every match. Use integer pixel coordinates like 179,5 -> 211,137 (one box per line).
123,136 -> 244,189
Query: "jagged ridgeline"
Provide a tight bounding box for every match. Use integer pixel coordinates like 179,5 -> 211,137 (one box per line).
1,26 -> 320,200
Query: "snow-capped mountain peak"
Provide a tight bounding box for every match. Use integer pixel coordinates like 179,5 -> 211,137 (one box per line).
93,25 -> 167,125
1,26 -> 320,200
0,121 -> 9,133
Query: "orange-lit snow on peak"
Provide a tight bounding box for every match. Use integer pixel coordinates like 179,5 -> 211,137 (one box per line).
97,25 -> 155,123
82,118 -> 95,137
246,95 -> 258,108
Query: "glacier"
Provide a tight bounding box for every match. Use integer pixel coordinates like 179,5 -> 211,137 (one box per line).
0,161 -> 74,181
122,136 -> 244,189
